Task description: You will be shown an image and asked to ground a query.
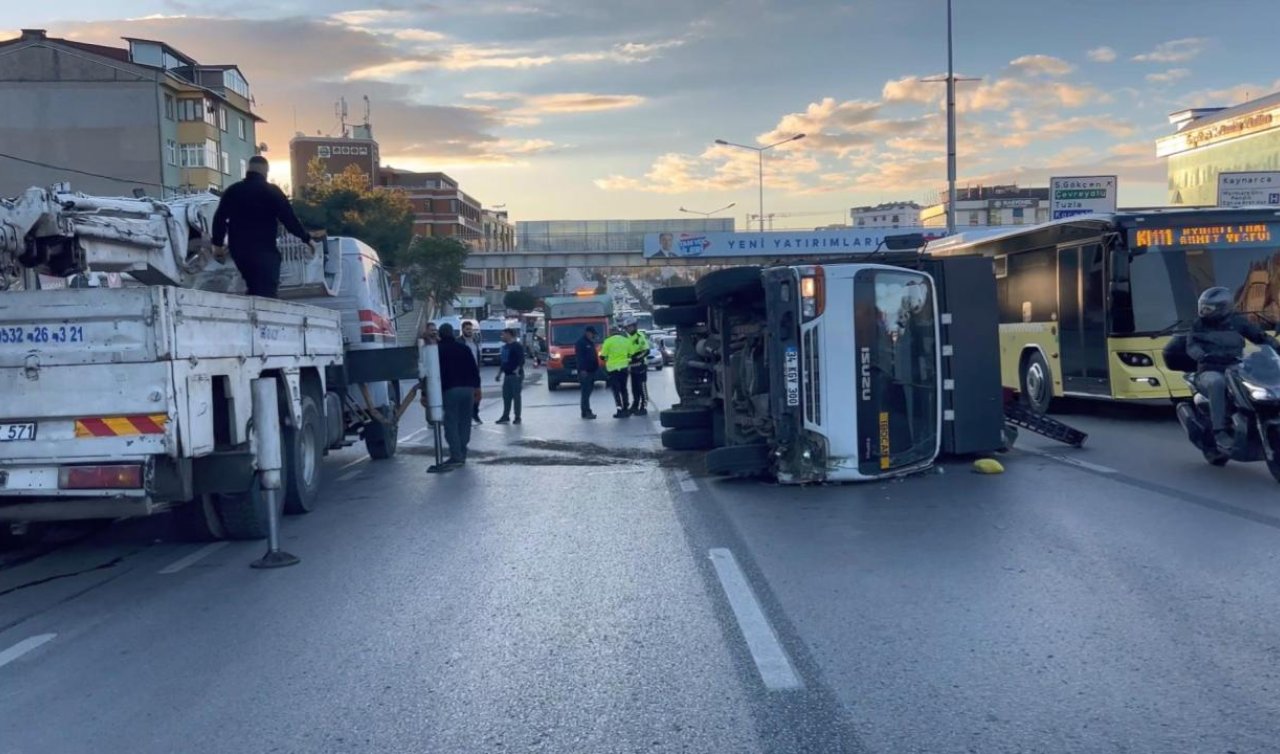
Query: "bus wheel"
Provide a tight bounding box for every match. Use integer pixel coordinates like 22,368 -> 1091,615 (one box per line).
1020,351 -> 1053,415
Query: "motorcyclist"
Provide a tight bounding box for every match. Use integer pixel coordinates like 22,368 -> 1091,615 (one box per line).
1187,286 -> 1279,449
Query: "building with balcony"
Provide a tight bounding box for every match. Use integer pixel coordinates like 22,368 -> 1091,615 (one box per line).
0,29 -> 262,197
1158,90 -> 1280,205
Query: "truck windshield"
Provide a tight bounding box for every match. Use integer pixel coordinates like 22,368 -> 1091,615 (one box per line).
550,323 -> 597,346
854,268 -> 939,474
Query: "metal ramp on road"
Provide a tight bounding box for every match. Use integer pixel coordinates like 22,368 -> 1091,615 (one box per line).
1004,401 -> 1088,448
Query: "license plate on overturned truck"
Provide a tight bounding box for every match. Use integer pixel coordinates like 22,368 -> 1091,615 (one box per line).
784,347 -> 800,406
0,422 -> 37,441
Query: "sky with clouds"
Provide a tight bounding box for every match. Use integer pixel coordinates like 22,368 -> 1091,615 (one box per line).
6,0 -> 1280,225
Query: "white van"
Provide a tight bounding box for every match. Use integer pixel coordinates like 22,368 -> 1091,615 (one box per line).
478,317 -> 519,364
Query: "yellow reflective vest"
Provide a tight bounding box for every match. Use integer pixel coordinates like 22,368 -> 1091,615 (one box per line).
627,330 -> 650,367
599,334 -> 633,372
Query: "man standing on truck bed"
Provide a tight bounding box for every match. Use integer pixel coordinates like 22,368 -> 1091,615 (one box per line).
210,155 -> 312,298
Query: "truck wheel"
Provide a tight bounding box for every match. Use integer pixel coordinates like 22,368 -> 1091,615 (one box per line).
1019,351 -> 1054,416
653,286 -> 698,306
214,483 -> 279,541
654,305 -> 706,328
660,407 -> 712,429
661,427 -> 713,451
284,394 -> 324,514
172,494 -> 228,541
696,267 -> 763,306
548,380 -> 560,391
705,444 -> 771,476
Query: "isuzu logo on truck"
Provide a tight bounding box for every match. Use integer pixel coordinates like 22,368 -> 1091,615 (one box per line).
860,347 -> 872,401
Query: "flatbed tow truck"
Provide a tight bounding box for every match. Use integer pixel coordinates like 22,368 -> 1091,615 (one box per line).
0,185 -> 418,542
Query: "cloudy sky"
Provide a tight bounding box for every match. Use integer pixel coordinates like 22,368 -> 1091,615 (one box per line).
6,0 -> 1279,224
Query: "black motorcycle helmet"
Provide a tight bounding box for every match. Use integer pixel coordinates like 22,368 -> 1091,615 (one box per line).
1197,286 -> 1234,322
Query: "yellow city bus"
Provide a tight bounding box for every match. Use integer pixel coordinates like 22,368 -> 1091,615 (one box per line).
926,208 -> 1280,413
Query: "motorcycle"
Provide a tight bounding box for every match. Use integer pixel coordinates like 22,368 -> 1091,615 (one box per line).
1164,337 -> 1280,482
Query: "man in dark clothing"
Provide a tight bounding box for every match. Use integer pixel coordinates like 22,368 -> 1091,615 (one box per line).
495,328 -> 525,424
210,156 -> 311,298
575,326 -> 600,419
436,323 -> 482,466
1188,286 -> 1278,449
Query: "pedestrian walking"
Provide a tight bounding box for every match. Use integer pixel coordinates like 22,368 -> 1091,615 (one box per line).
433,323 -> 481,469
495,328 -> 525,424
461,320 -> 483,425
210,155 -> 312,298
599,327 -> 633,418
623,316 -> 651,416
575,326 -> 600,419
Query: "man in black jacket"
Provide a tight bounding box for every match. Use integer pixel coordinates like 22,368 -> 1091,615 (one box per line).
210,156 -> 312,298
575,327 -> 600,419
1188,286 -> 1278,448
436,323 -> 482,467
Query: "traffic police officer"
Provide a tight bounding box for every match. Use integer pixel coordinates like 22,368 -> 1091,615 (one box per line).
623,316 -> 651,416
599,325 -> 633,418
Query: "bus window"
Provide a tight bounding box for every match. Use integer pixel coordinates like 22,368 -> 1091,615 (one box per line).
1003,248 -> 1055,323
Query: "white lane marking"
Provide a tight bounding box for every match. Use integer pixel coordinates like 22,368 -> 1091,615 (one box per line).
399,427 -> 428,444
707,548 -> 804,691
339,456 -> 370,471
1025,449 -> 1117,475
0,634 -> 56,670
158,542 -> 229,575
674,469 -> 698,492
587,468 -> 648,476
336,469 -> 363,483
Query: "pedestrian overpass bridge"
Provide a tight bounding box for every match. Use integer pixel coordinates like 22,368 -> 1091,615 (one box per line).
462,249 -> 770,270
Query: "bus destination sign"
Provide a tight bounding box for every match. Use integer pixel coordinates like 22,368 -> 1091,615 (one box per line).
1131,223 -> 1276,249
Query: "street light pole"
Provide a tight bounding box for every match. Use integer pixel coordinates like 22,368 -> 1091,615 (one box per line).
715,134 -> 805,232
946,0 -> 957,235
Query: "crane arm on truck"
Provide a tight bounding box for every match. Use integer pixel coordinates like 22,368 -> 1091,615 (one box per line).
0,184 -> 221,288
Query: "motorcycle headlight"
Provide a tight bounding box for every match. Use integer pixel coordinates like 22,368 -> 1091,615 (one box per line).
1242,380 -> 1279,402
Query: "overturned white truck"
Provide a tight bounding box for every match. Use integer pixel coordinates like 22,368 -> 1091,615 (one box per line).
0,186 -> 418,541
653,250 -> 1006,483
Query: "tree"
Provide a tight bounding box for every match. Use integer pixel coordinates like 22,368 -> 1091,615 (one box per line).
293,160 -> 415,267
503,289 -> 538,313
400,236 -> 471,317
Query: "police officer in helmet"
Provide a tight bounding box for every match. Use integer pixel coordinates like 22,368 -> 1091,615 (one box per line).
623,315 -> 651,416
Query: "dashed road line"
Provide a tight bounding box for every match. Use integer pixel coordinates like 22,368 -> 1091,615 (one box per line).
1025,449 -> 1118,474
708,548 -> 804,691
158,542 -> 229,574
0,633 -> 56,670
338,455 -> 370,471
336,468 -> 364,483
675,469 -> 698,492
399,427 -> 428,444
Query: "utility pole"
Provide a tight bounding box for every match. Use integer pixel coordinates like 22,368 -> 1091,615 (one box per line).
922,0 -> 977,235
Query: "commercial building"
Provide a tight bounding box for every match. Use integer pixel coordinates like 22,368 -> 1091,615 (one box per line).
482,209 -> 517,290
851,202 -> 923,228
288,126 -> 380,197
0,29 -> 261,197
517,218 -> 735,253
1158,91 -> 1280,205
378,168 -> 484,243
921,186 -> 1051,228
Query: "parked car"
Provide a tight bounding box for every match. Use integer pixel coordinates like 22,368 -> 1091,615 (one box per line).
647,342 -> 665,370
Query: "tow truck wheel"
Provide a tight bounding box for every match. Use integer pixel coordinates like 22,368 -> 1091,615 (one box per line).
661,427 -> 714,451
660,407 -> 712,429
695,266 -> 763,306
284,393 -> 324,514
365,381 -> 401,460
653,285 -> 698,307
705,444 -> 771,476
654,305 -> 706,328
172,494 -> 228,542
1019,351 -> 1054,415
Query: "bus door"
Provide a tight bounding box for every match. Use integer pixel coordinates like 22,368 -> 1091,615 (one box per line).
1057,242 -> 1109,394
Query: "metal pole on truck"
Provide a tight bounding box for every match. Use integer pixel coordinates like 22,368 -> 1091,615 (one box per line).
419,339 -> 449,473
249,377 -> 299,569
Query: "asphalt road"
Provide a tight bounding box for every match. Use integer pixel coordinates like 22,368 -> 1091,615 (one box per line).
2,367 -> 1279,754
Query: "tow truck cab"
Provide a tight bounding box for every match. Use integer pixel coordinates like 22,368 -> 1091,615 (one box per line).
662,255 -> 1003,483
